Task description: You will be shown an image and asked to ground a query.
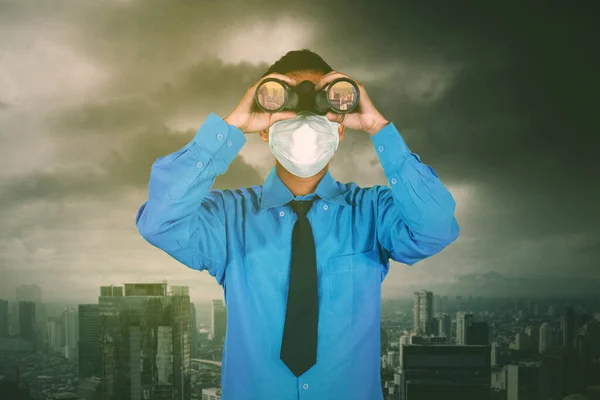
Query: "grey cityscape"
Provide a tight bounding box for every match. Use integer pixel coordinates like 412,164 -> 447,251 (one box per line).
1,284 -> 599,398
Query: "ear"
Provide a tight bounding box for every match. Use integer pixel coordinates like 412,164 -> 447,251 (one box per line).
338,124 -> 345,141
259,128 -> 269,142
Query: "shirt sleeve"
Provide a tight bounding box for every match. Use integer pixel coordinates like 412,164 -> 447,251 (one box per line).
370,122 -> 460,266
135,113 -> 246,284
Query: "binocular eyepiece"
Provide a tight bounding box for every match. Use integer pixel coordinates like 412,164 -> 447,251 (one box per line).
254,77 -> 360,115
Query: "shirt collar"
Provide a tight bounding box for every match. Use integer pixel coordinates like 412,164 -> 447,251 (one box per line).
259,167 -> 350,210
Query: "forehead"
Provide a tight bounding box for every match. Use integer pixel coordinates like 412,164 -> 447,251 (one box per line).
285,70 -> 325,85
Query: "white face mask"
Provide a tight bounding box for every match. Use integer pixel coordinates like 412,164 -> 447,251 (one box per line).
268,112 -> 340,178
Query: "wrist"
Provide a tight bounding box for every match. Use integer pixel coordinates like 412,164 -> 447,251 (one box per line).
224,113 -> 246,133
367,117 -> 390,136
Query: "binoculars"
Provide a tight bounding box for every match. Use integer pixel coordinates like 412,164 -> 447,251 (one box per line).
254,77 -> 360,115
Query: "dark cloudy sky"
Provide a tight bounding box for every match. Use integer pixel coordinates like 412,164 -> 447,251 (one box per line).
0,0 -> 598,303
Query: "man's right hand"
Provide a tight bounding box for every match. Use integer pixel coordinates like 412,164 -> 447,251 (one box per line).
224,73 -> 298,134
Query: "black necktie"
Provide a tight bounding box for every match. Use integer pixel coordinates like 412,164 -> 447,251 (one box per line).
280,200 -> 318,377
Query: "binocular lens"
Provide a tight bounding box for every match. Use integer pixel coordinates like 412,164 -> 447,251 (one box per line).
328,80 -> 358,111
257,81 -> 286,111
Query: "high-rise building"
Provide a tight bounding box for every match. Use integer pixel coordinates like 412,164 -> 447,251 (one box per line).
46,317 -> 62,354
514,332 -> 528,351
210,299 -> 227,344
190,303 -> 199,358
506,362 -> 542,400
561,306 -> 576,348
413,290 -> 433,334
469,322 -> 490,345
456,312 -> 473,345
399,334 -> 410,369
539,322 -> 552,353
437,313 -> 452,340
62,308 -> 78,361
0,300 -> 8,338
18,302 -> 36,341
99,283 -> 191,399
16,285 -> 45,334
78,304 -> 101,379
400,344 -> 491,399
491,342 -> 498,366
525,325 -> 539,352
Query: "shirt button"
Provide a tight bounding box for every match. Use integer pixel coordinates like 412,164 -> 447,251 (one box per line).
279,211 -> 285,217
226,140 -> 232,147
196,161 -> 204,168
217,133 -> 224,140
302,383 -> 309,390
323,204 -> 328,211
378,145 -> 384,152
391,178 -> 397,185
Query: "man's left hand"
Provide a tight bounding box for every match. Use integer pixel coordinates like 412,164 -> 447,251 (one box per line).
314,71 -> 389,136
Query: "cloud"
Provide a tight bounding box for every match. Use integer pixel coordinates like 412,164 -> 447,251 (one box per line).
1,0 -> 599,301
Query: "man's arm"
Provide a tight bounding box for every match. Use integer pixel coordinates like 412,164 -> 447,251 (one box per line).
370,122 -> 459,265
135,113 -> 246,284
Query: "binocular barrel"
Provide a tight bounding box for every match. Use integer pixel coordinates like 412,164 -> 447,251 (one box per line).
254,77 -> 360,115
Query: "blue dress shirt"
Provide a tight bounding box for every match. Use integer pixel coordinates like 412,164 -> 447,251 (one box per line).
136,113 -> 459,400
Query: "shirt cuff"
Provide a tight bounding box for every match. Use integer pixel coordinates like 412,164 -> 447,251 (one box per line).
370,122 -> 411,170
190,112 -> 246,166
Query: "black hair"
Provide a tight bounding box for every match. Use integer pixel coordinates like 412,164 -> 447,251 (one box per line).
261,48 -> 333,78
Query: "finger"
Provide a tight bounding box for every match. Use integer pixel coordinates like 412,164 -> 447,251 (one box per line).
325,111 -> 345,123
271,111 -> 298,124
314,72 -> 350,91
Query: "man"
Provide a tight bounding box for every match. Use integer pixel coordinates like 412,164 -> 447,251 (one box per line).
136,49 -> 459,399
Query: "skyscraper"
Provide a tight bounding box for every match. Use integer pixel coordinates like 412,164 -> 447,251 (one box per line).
78,304 -> 101,379
18,301 -> 36,341
539,322 -> 552,353
46,317 -> 62,354
456,312 -> 473,345
190,303 -> 198,358
507,362 -> 542,400
413,290 -> 433,334
561,306 -> 576,348
99,283 -> 191,399
63,308 -> 78,361
525,325 -> 540,352
399,334 -> 410,369
16,285 -> 45,338
437,313 -> 452,340
469,322 -> 490,345
0,300 -> 8,338
210,299 -> 227,344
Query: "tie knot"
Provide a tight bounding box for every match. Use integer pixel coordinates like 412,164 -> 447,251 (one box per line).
290,200 -> 314,217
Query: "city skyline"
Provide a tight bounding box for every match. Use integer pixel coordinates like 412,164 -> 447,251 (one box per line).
1,2 -> 599,303
1,282 -> 599,398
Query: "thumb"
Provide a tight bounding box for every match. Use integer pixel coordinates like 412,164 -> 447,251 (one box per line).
325,111 -> 345,123
271,111 -> 297,123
